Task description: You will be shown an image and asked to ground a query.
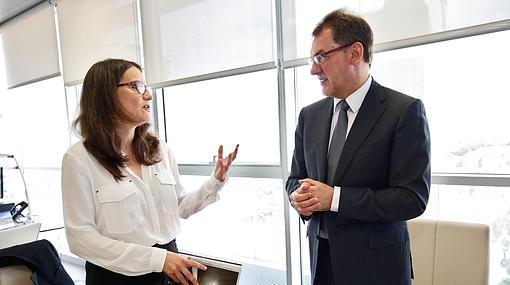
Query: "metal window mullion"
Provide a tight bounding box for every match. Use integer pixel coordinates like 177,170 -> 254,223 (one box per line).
374,19 -> 510,54
150,61 -> 276,89
431,174 -> 510,187
273,0 -> 296,284
178,164 -> 283,179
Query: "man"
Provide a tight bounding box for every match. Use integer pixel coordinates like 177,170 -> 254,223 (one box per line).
286,9 -> 430,285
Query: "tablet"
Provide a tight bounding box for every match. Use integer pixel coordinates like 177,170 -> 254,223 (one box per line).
184,253 -> 242,285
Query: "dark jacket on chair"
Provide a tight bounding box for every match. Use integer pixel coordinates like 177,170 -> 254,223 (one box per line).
0,239 -> 74,285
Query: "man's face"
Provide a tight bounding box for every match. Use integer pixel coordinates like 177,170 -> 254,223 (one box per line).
310,28 -> 352,99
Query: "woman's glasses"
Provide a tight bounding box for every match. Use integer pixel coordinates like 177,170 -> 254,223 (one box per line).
117,80 -> 151,95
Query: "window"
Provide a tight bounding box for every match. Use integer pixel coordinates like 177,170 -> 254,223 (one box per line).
178,176 -> 287,283
0,76 -> 69,168
371,30 -> 510,174
163,70 -> 280,164
162,68 -> 289,283
0,76 -> 68,233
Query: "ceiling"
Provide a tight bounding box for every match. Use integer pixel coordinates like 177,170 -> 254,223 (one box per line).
0,0 -> 46,26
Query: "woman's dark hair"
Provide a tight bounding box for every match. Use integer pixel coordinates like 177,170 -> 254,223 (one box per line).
313,8 -> 374,64
74,58 -> 160,181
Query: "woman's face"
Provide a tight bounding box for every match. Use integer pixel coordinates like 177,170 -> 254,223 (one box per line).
116,66 -> 152,126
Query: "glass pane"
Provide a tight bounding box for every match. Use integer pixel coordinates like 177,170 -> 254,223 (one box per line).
432,185 -> 510,285
371,30 -> 510,174
0,155 -> 27,205
163,70 -> 280,164
142,0 -> 274,83
285,0 -> 510,60
0,76 -> 69,168
177,176 -> 287,284
0,167 -> 62,231
283,68 -> 298,169
290,65 -> 324,113
300,221 -> 312,285
444,0 -> 510,29
64,84 -> 82,144
24,169 -> 63,231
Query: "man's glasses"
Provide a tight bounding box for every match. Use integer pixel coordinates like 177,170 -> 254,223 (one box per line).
117,80 -> 151,95
310,42 -> 356,65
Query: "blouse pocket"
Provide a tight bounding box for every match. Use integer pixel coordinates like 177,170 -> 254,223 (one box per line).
96,181 -> 142,234
155,171 -> 179,215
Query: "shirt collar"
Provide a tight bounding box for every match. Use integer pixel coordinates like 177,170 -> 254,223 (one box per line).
333,75 -> 372,113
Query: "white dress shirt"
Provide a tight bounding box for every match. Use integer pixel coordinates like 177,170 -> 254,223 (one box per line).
61,141 -> 226,276
329,76 -> 372,212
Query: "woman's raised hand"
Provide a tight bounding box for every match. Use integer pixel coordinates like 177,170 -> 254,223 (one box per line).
214,144 -> 239,182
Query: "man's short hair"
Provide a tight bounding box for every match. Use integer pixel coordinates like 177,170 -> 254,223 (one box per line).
313,8 -> 374,64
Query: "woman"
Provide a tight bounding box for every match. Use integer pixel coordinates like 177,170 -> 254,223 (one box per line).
61,58 -> 238,285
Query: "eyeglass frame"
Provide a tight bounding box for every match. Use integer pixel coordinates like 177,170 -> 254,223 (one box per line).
117,80 -> 151,95
310,41 -> 357,65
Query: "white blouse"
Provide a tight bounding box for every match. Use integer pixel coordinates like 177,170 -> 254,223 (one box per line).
61,141 -> 226,276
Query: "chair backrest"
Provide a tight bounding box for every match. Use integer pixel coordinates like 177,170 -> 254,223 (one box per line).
0,265 -> 33,285
408,219 -> 490,285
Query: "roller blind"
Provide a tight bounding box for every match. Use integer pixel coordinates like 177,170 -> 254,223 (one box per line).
57,0 -> 140,86
141,0 -> 274,86
0,2 -> 60,89
283,0 -> 510,60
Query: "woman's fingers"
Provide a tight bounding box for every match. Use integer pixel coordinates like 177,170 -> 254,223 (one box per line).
164,252 -> 207,285
218,145 -> 223,160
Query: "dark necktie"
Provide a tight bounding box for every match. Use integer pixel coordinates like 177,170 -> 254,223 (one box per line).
327,100 -> 350,185
320,100 -> 349,239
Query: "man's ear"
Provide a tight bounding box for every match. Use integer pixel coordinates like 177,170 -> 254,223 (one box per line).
349,42 -> 364,65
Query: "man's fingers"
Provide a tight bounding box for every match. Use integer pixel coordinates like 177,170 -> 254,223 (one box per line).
299,178 -> 319,186
297,202 -> 320,216
291,191 -> 310,203
291,193 -> 319,216
299,183 -> 310,192
297,197 -> 319,208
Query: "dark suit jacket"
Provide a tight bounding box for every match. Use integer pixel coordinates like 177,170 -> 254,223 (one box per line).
286,80 -> 430,285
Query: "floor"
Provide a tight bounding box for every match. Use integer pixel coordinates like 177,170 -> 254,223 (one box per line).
62,259 -> 85,285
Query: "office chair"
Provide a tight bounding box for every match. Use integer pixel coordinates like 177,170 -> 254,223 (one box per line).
408,219 -> 490,285
0,265 -> 33,285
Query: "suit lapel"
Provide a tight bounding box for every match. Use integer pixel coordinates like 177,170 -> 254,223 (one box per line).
333,81 -> 388,184
312,98 -> 334,182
